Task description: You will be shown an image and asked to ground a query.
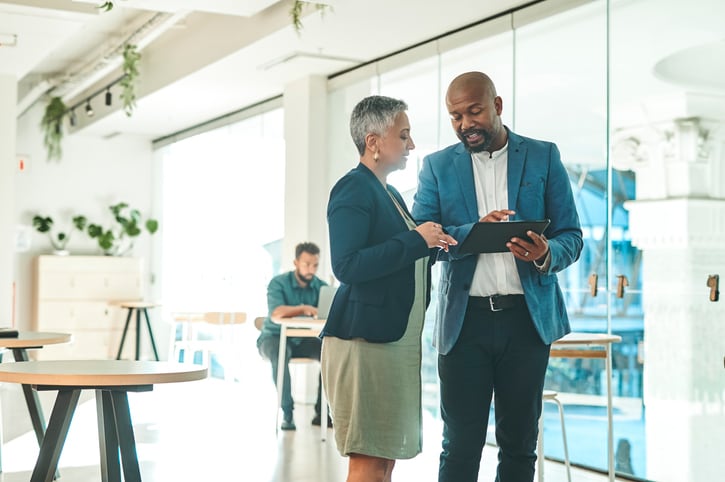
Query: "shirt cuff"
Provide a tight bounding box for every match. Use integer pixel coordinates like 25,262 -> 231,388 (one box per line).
533,250 -> 551,273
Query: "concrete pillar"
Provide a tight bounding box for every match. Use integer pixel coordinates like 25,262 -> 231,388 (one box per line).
0,75 -> 17,325
616,93 -> 725,482
282,75 -> 329,276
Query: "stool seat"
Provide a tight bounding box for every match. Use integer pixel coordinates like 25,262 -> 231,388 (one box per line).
115,301 -> 161,309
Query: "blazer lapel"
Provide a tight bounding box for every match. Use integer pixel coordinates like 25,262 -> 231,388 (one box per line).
357,164 -> 410,231
507,130 -> 526,216
453,146 -> 479,222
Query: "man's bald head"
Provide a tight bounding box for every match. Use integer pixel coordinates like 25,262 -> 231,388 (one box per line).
446,72 -> 497,103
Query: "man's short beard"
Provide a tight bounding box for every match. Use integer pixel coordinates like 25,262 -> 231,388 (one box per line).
296,270 -> 313,285
464,140 -> 490,153
459,128 -> 496,153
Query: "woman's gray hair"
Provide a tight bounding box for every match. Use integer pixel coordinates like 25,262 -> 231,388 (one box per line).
349,95 -> 408,156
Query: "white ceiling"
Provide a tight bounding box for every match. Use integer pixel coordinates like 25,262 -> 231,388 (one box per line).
0,0 -> 529,140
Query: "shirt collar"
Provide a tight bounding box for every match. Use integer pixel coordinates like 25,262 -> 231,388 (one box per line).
472,142 -> 509,163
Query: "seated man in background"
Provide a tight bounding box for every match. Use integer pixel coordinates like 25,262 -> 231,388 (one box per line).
256,241 -> 328,431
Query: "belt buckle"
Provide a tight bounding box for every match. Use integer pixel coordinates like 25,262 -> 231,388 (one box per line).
489,295 -> 503,312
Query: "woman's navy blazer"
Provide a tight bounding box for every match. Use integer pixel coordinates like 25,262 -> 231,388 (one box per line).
321,163 -> 432,343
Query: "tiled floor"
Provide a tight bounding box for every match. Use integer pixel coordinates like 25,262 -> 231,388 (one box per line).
0,330 -> 620,482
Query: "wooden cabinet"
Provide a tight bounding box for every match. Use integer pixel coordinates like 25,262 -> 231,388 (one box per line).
32,255 -> 143,360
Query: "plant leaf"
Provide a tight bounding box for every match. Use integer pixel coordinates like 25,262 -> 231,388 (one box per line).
72,215 -> 87,230
40,97 -> 67,161
146,219 -> 159,234
120,44 -> 141,117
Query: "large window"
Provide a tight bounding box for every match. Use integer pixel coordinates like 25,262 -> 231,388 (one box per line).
159,107 -> 284,322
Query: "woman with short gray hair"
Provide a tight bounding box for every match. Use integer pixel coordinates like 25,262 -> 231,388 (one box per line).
321,94 -> 457,482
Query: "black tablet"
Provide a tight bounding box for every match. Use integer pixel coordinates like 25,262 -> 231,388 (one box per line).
458,219 -> 551,254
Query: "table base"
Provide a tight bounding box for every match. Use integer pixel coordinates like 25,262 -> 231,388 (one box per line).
0,348 -> 55,477
31,385 -> 152,482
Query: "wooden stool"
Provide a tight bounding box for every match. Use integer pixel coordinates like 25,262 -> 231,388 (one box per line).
114,301 -> 161,361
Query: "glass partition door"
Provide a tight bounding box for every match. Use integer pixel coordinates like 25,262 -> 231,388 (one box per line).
326,0 -> 725,479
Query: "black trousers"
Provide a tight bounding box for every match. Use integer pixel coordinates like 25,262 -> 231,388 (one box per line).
257,335 -> 322,417
438,297 -> 550,482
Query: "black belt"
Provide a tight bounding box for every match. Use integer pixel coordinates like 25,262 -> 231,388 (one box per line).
468,294 -> 525,312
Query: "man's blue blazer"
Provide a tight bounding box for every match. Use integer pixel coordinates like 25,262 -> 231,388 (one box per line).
412,129 -> 583,355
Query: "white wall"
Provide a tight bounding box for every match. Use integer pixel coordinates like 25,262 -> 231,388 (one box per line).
14,102 -> 157,331
0,75 -> 17,326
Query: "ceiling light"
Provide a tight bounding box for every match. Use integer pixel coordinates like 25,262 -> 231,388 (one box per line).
85,100 -> 94,117
0,33 -> 17,47
105,89 -> 112,106
69,110 -> 77,127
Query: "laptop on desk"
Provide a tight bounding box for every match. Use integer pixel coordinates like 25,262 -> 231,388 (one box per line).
316,285 -> 337,320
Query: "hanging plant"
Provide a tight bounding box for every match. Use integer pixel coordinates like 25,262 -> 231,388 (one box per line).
290,1 -> 332,34
119,44 -> 141,117
99,1 -> 329,35
40,96 -> 67,161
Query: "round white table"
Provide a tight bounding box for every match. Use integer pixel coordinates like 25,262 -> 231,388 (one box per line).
0,360 -> 207,482
0,331 -> 71,474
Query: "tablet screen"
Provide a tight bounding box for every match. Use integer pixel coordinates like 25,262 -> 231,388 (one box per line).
458,219 -> 550,254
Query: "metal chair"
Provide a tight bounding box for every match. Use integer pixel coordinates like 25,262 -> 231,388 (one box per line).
537,390 -> 572,482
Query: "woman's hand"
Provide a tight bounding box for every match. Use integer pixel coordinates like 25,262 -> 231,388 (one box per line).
415,222 -> 458,252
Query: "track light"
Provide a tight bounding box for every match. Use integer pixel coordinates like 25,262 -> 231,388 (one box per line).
69,109 -> 77,127
105,88 -> 112,106
85,99 -> 94,117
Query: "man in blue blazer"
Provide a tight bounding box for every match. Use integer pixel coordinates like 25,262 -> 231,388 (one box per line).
412,72 -> 582,482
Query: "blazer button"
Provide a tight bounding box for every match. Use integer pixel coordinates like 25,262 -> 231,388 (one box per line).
463,284 -> 470,290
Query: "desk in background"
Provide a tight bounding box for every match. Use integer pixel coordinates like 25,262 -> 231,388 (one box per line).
270,316 -> 327,441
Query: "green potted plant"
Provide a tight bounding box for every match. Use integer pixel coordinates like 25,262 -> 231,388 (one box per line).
32,214 -> 87,255
87,202 -> 159,256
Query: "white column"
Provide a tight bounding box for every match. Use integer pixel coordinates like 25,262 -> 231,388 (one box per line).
282,75 -> 328,275
0,75 -> 17,325
616,93 -> 725,482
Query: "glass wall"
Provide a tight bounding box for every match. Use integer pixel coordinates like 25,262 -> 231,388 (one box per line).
326,0 -> 725,479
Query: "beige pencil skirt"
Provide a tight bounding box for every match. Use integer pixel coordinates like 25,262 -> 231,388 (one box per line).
321,255 -> 428,460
